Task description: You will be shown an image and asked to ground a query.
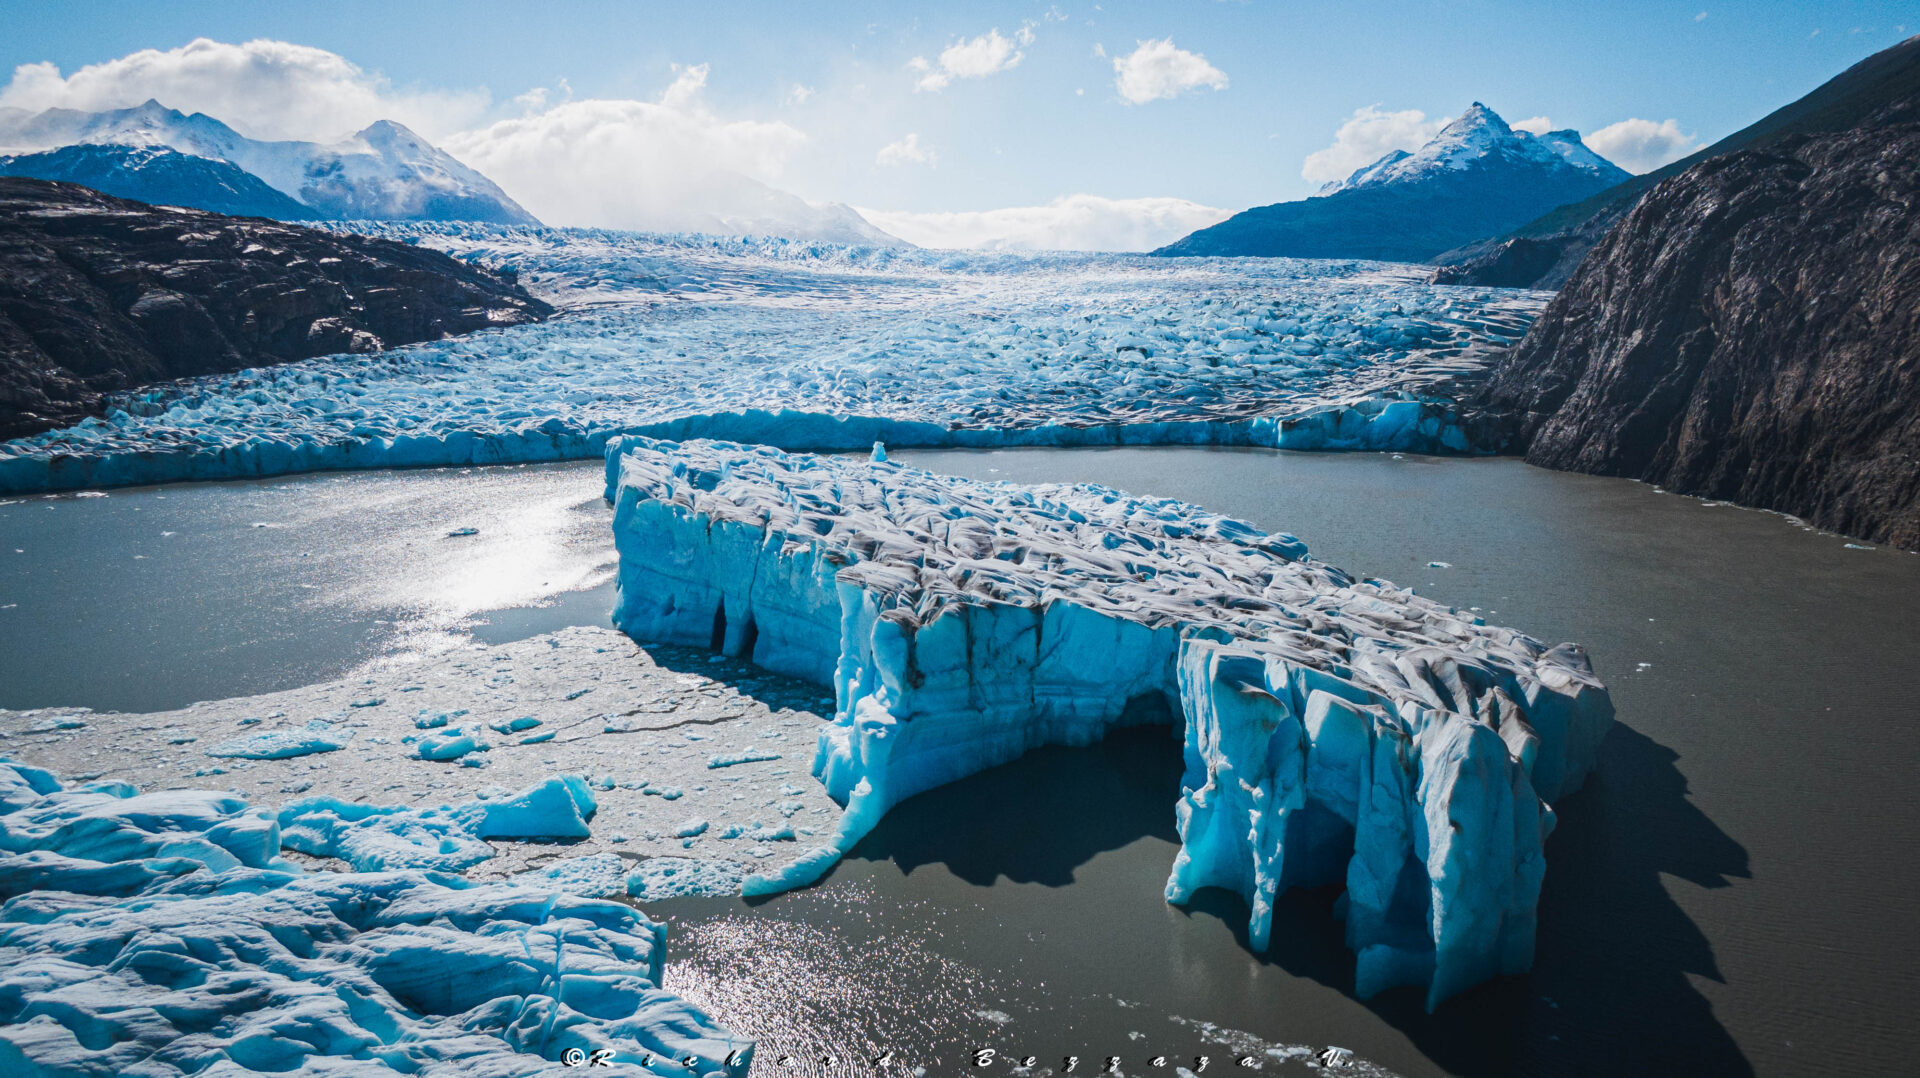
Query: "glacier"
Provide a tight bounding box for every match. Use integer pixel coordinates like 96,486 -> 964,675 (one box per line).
0,224 -> 1541,495
0,759 -> 751,1075
605,438 -> 1613,1009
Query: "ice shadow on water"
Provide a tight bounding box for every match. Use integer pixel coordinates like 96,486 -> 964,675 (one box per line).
839,716 -> 1752,1078
847,722 -> 1187,887
1184,720 -> 1754,1077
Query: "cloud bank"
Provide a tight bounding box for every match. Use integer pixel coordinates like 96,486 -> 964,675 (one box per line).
1112,39 -> 1228,105
1300,105 -> 1448,185
438,66 -> 809,230
1586,117 -> 1704,173
0,37 -> 485,142
859,195 -> 1229,252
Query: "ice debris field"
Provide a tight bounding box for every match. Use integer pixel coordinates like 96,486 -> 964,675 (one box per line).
0,625 -> 846,889
608,438 -> 1613,1009
0,224 -> 1543,493
0,758 -> 752,1075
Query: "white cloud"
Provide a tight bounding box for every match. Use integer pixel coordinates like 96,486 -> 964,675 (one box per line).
858,194 -> 1230,252
1300,105 -> 1447,185
1111,39 -> 1228,105
1585,117 -> 1704,173
1510,115 -> 1553,135
875,132 -> 935,167
911,28 -> 1029,93
784,83 -> 814,106
0,37 -> 486,141
1695,11 -> 1709,21
439,72 -> 808,231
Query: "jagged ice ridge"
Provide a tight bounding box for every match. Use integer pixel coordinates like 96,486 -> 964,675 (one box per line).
605,438 -> 1614,1009
0,225 -> 1541,494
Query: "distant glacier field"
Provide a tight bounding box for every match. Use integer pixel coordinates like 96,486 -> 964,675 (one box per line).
0,226 -> 1545,493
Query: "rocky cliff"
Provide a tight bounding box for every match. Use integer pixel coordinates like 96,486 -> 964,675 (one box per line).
1435,34 -> 1920,289
1477,108 -> 1920,548
0,178 -> 551,440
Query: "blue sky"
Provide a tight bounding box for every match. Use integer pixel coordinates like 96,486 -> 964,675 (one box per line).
1,1 -> 1912,245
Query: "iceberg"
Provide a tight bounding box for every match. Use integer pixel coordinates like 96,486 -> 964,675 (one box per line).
605,438 -> 1613,1007
0,759 -> 750,1075
0,225 -> 1539,494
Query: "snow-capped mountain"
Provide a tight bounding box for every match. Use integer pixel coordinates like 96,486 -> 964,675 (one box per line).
1318,103 -> 1624,195
0,144 -> 319,220
1155,103 -> 1629,262
0,101 -> 539,225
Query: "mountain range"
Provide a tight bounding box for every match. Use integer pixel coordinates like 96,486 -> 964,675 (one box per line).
0,101 -> 538,225
0,100 -> 908,245
1153,104 -> 1629,262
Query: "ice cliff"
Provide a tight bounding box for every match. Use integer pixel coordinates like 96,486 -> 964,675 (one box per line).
606,438 -> 1613,1008
0,225 -> 1539,493
0,759 -> 749,1075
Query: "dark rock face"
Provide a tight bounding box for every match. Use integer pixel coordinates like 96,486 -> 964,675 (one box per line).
1431,202 -> 1626,290
1435,34 -> 1920,289
0,177 -> 552,440
1478,113 -> 1920,548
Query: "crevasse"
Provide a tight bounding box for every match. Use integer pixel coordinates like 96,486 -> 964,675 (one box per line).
606,437 -> 1613,1010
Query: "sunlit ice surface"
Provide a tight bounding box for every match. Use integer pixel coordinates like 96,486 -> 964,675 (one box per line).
0,226 -> 1547,493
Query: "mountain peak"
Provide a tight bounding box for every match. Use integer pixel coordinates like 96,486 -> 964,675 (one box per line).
1316,102 -> 1625,197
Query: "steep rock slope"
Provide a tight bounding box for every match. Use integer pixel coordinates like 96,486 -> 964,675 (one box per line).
0,178 -> 551,439
1155,105 -> 1627,262
0,143 -> 319,220
1477,109 -> 1920,548
1436,34 -> 1920,288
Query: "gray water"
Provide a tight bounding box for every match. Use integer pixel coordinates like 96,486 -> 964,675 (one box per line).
3,447 -> 1917,1076
0,461 -> 615,712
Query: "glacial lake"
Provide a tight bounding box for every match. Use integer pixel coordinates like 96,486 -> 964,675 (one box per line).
3,446 -> 1916,1076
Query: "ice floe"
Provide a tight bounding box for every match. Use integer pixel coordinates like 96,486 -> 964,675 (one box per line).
0,759 -> 751,1074
0,225 -> 1541,493
607,438 -> 1614,1007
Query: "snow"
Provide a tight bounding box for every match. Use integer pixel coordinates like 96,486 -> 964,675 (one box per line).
0,101 -> 537,225
0,758 -> 750,1074
607,438 -> 1614,1007
0,225 -> 1542,495
1317,102 -> 1626,196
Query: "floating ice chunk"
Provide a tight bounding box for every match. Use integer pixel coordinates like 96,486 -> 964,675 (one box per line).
206,719 -> 348,760
674,819 -> 710,838
607,438 -> 1614,1006
488,715 -> 542,734
626,857 -> 747,901
447,526 -> 479,537
415,727 -> 487,761
278,775 -> 597,872
350,696 -> 385,707
414,708 -> 465,729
